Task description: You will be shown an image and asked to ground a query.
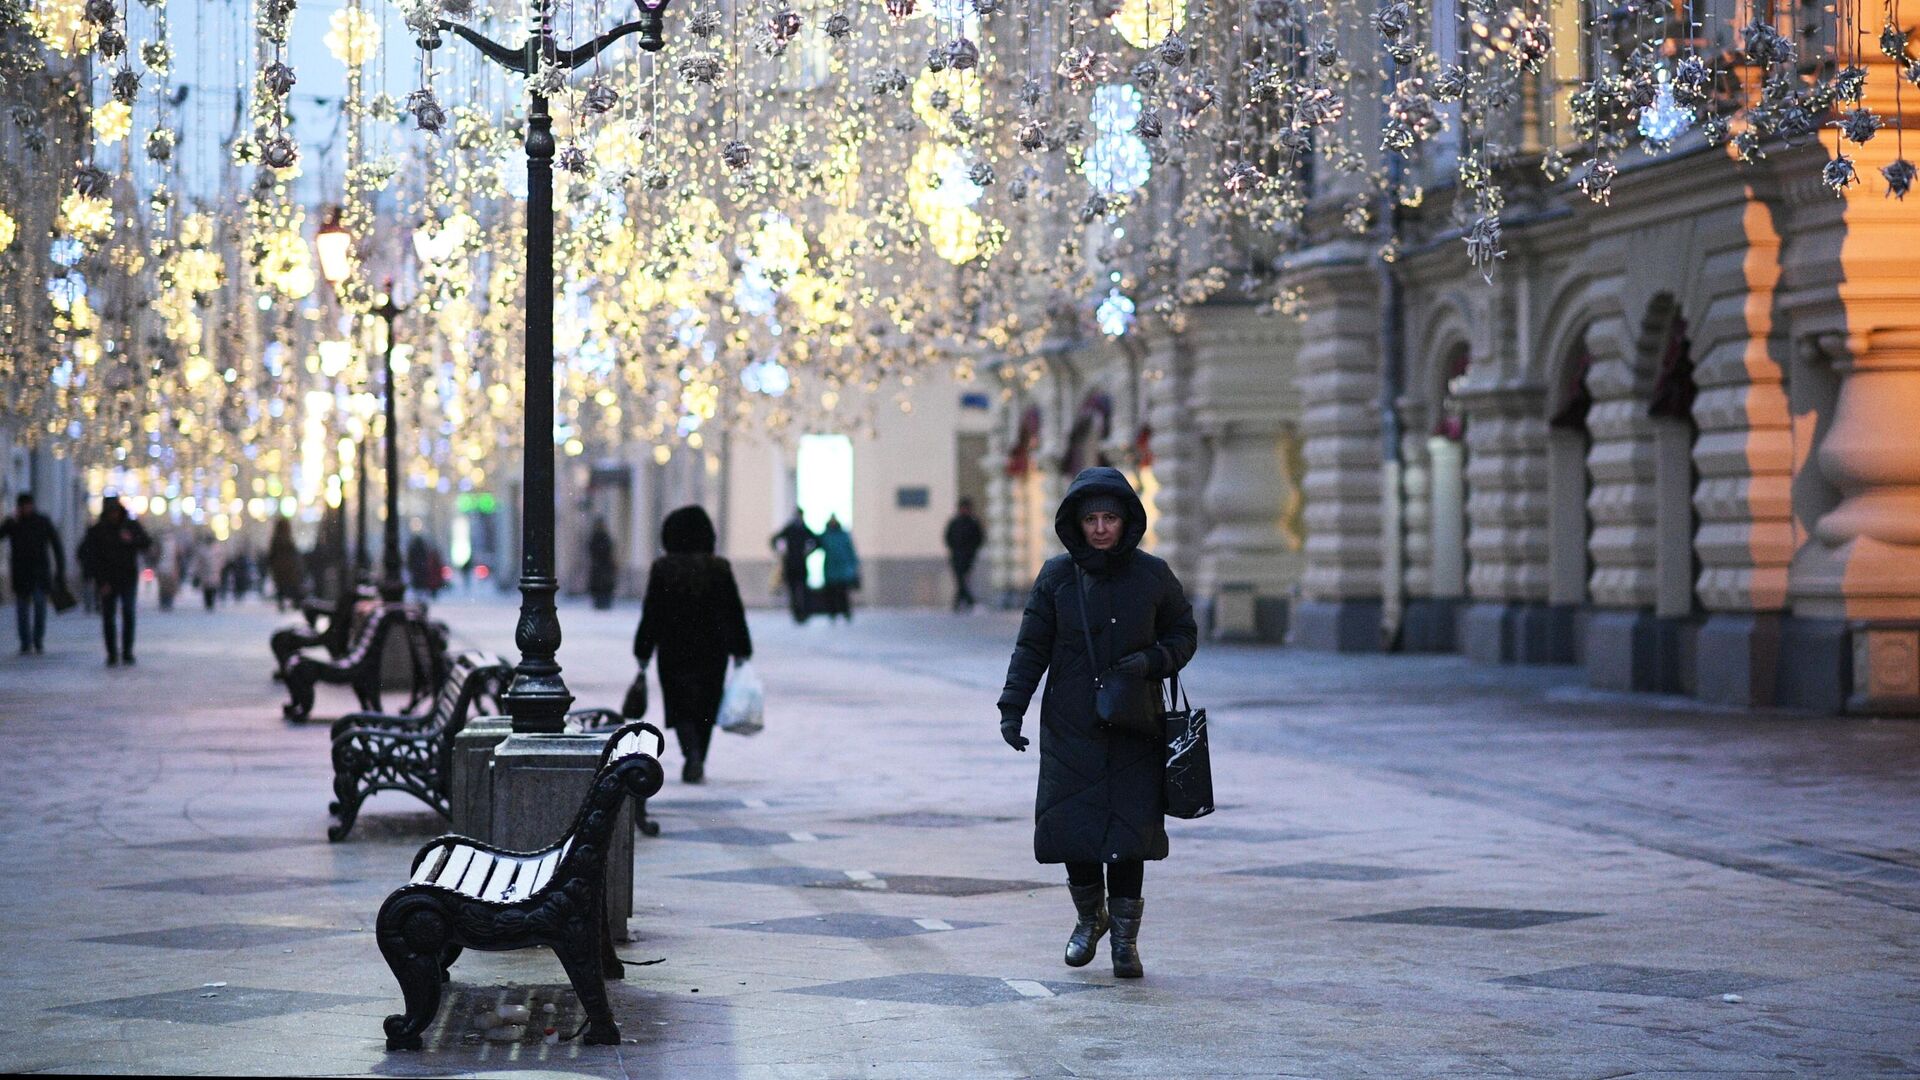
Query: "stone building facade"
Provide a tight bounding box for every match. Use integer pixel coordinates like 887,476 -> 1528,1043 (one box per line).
983,15 -> 1920,715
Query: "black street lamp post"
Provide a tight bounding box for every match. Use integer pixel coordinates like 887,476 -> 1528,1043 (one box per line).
355,436 -> 370,575
426,0 -> 672,735
373,289 -> 406,603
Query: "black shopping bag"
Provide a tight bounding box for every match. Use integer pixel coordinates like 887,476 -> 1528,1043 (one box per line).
49,579 -> 78,614
1162,675 -> 1214,820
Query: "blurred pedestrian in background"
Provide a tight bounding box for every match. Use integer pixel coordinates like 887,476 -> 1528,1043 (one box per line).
78,495 -> 152,666
769,510 -> 817,624
268,517 -> 304,611
407,529 -> 445,600
189,530 -> 225,611
0,493 -> 66,654
818,515 -> 861,622
996,466 -> 1197,980
634,506 -> 752,784
587,518 -> 618,610
944,497 -> 984,612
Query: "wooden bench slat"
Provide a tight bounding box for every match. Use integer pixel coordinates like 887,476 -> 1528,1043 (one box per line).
481,858 -> 524,902
411,845 -> 452,885
456,851 -> 496,896
435,845 -> 476,889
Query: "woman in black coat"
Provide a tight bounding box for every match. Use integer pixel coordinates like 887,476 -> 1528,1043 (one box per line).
634,506 -> 752,783
997,466 -> 1198,979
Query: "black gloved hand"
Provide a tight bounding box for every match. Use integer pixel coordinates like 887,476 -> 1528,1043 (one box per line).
1113,650 -> 1152,678
1000,715 -> 1029,752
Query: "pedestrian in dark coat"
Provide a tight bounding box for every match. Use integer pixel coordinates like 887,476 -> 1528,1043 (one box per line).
0,492 -> 66,653
268,517 -> 304,611
943,498 -> 985,611
769,511 -> 818,623
997,466 -> 1197,979
77,496 -> 152,666
635,505 -> 753,784
586,519 -> 618,609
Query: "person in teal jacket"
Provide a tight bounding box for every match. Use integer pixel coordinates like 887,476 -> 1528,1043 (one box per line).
818,515 -> 860,622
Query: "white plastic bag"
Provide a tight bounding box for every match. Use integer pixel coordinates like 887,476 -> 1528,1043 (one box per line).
717,660 -> 765,735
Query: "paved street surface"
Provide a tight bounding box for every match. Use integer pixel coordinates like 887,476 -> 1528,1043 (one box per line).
1,593 -> 1916,1078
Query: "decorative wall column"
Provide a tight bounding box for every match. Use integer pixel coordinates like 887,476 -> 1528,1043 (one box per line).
1142,329 -> 1204,583
1451,379 -> 1550,661
1284,242 -> 1386,651
982,397 -> 1020,606
1188,303 -> 1304,641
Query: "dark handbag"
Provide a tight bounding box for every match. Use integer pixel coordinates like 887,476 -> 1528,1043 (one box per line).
49,579 -> 78,614
621,672 -> 648,719
1162,675 -> 1214,819
1075,568 -> 1159,737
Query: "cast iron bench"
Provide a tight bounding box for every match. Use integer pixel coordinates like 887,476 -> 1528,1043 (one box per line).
282,603 -> 443,723
375,721 -> 666,1050
271,591 -> 377,681
327,651 -> 511,841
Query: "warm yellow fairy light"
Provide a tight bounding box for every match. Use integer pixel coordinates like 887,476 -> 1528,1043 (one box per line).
27,0 -> 98,56
59,192 -> 113,240
1112,0 -> 1186,49
261,229 -> 317,299
325,7 -> 382,67
911,68 -> 983,140
94,101 -> 133,144
0,207 -> 14,253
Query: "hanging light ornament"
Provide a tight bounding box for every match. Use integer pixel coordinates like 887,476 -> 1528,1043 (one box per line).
324,6 -> 381,67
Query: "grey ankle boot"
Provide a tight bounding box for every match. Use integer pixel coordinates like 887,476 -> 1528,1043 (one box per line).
1108,897 -> 1144,978
1064,883 -> 1109,967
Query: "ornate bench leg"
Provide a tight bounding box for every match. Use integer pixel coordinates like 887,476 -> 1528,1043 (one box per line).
554,921 -> 620,1046
376,894 -> 451,1052
283,663 -> 318,723
328,764 -> 367,843
439,943 -> 463,982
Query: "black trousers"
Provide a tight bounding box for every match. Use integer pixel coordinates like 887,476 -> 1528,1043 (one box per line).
950,554 -> 976,609
783,567 -> 808,622
101,583 -> 136,658
1065,860 -> 1144,899
660,659 -> 726,765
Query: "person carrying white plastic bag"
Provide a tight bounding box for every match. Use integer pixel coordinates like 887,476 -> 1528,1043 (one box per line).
718,660 -> 765,735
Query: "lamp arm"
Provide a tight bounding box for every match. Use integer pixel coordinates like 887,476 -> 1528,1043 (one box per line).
556,20 -> 647,68
436,19 -> 531,74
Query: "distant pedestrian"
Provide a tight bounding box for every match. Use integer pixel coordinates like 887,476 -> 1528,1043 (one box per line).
188,531 -> 225,611
634,506 -> 752,784
944,497 -> 985,611
587,518 -> 618,610
268,517 -> 304,611
817,515 -> 860,622
77,495 -> 153,666
0,493 -> 67,654
769,510 -> 818,624
996,466 -> 1198,980
407,531 -> 444,600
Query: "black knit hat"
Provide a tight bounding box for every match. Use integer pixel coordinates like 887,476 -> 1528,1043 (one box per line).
1077,494 -> 1126,520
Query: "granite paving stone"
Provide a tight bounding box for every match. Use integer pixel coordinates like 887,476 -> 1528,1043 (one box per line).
1,596 -> 1915,1076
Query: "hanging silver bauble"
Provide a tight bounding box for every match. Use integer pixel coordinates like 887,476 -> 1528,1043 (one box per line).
1131,59 -> 1159,89
1007,177 -> 1028,201
73,164 -> 112,198
557,144 -> 590,174
885,0 -> 914,18
1673,55 -> 1711,105
925,46 -> 947,73
146,128 -> 175,163
263,61 -> 297,97
1834,107 -> 1882,145
584,82 -> 620,114
642,166 -> 672,190
261,134 -> 300,170
1156,34 -> 1189,67
824,13 -> 852,39
1132,108 -> 1162,140
945,37 -> 980,70
769,9 -> 801,42
111,67 -> 142,104
1822,154 -> 1859,196
1883,159 -> 1916,200
678,52 -> 723,85
84,0 -> 115,25
967,161 -> 994,187
97,26 -> 125,58
721,139 -> 752,170
1223,160 -> 1263,196
1018,118 -> 1047,151
441,0 -> 475,16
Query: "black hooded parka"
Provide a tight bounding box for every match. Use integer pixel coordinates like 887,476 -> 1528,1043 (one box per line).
634,506 -> 753,733
997,467 -> 1198,864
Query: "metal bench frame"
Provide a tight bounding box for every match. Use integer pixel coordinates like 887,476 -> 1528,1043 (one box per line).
282,604 -> 444,723
374,721 -> 666,1050
327,651 -> 510,842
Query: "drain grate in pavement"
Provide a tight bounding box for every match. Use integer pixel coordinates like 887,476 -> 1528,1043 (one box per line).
80,923 -> 360,950
52,985 -> 377,1025
807,874 -> 1057,897
1230,862 -> 1438,882
129,836 -> 319,854
675,866 -> 848,887
1170,825 -> 1336,843
1495,963 -> 1772,998
841,811 -> 1015,828
718,913 -> 988,939
429,983 -> 587,1049
664,826 -> 840,846
1340,906 -> 1601,930
106,874 -> 354,895
785,973 -> 1105,1006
